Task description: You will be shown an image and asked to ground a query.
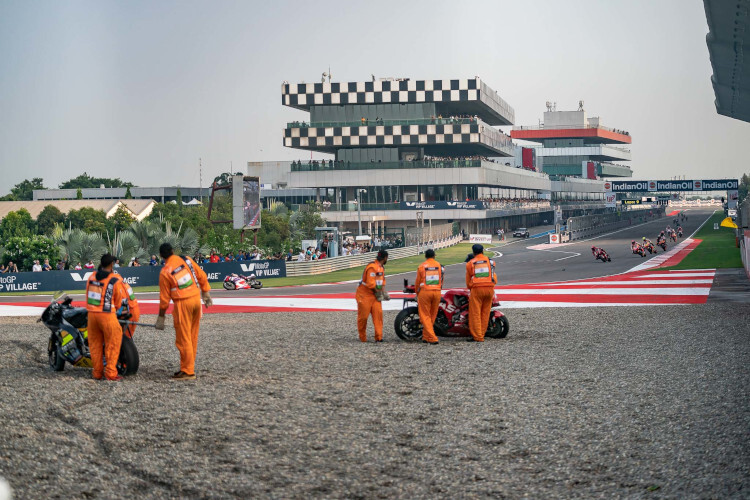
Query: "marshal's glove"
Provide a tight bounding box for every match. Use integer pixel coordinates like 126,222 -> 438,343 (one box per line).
375,290 -> 390,302
155,316 -> 165,331
201,291 -> 213,308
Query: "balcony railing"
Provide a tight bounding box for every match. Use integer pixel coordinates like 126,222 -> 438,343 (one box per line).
513,124 -> 631,136
291,159 -> 483,172
287,116 -> 483,129
290,200 -> 558,212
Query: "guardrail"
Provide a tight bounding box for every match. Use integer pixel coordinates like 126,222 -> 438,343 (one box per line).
285,235 -> 462,277
566,207 -> 666,241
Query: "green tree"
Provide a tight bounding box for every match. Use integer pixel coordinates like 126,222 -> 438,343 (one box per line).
110,206 -> 135,232
66,207 -> 109,233
290,201 -> 326,239
0,178 -> 46,201
76,187 -> 83,200
36,205 -> 65,235
176,188 -> 183,213
125,186 -> 133,199
0,208 -> 35,239
1,235 -> 60,271
738,173 -> 749,204
53,229 -> 107,267
59,172 -> 134,189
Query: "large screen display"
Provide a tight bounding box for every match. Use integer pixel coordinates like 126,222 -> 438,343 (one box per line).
232,175 -> 261,229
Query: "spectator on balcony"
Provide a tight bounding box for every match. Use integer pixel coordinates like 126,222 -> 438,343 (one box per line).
32,260 -> 42,272
6,262 -> 18,273
84,260 -> 96,269
42,259 -> 52,271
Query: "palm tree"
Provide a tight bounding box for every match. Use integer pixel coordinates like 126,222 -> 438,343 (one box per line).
54,228 -> 107,265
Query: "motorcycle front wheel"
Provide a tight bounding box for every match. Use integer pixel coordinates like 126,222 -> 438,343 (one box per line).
48,338 -> 66,372
394,306 -> 422,342
222,281 -> 235,290
485,315 -> 510,339
117,335 -> 139,375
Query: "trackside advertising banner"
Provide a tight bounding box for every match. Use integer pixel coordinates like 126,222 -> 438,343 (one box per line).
399,201 -> 485,210
0,260 -> 286,293
469,234 -> 493,244
606,179 -> 738,192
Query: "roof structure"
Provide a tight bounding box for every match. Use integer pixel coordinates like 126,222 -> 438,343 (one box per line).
704,0 -> 750,123
0,199 -> 155,222
282,77 -> 515,126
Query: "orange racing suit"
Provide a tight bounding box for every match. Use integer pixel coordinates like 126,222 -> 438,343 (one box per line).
416,258 -> 443,343
355,260 -> 385,342
159,255 -> 210,375
86,270 -> 128,380
465,254 -> 497,342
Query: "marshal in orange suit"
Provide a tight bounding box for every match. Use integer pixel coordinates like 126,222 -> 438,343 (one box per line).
465,244 -> 497,342
85,254 -> 130,381
355,250 -> 389,342
155,243 -> 212,380
415,248 -> 443,344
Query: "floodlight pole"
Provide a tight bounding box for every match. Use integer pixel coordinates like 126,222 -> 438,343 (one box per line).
357,189 -> 363,236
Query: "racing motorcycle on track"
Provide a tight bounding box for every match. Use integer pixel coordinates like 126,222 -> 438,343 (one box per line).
656,237 -> 668,252
394,280 -> 509,342
223,273 -> 263,290
39,294 -> 139,375
592,247 -> 611,263
631,242 -> 646,257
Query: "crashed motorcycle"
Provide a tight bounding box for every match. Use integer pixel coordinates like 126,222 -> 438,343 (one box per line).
223,273 -> 263,290
39,294 -> 139,375
394,280 -> 509,342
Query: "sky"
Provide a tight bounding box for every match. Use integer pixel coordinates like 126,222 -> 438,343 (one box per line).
1,0 -> 748,195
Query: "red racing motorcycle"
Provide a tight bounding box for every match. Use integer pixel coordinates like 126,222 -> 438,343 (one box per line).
394,280 -> 509,341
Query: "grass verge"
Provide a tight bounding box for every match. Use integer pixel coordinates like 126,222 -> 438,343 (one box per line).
662,211 -> 742,270
261,243 -> 475,287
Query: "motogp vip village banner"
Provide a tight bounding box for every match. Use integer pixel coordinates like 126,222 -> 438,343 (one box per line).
400,201 -> 485,210
604,179 -> 739,193
0,260 -> 287,293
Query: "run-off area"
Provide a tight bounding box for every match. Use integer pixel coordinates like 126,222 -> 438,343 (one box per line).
0,305 -> 748,498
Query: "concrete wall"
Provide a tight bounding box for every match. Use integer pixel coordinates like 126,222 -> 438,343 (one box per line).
543,110 -> 587,128
289,161 -> 551,191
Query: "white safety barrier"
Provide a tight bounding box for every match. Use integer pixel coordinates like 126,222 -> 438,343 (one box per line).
285,235 -> 462,276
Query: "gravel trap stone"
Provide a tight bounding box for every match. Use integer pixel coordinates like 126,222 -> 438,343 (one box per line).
0,304 -> 748,499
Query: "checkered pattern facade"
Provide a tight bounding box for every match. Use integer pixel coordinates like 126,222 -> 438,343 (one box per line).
282,79 -> 481,108
283,122 -> 512,155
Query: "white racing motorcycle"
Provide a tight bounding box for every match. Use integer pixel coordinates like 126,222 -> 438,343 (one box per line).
222,273 -> 263,290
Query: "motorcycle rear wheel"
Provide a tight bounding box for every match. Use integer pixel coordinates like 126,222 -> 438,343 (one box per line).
117,335 -> 139,376
251,282 -> 263,289
394,306 -> 422,342
485,315 -> 510,339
